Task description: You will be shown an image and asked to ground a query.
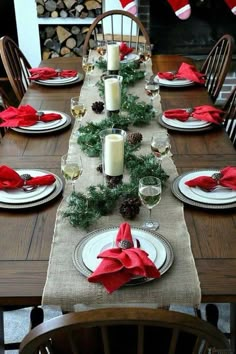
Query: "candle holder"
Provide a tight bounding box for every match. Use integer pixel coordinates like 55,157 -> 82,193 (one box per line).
103,74 -> 123,117
100,128 -> 126,186
107,41 -> 120,74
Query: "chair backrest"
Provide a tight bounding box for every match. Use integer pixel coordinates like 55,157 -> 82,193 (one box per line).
0,36 -> 32,103
83,10 -> 150,56
222,87 -> 236,147
200,34 -> 235,103
0,86 -> 11,139
19,307 -> 230,354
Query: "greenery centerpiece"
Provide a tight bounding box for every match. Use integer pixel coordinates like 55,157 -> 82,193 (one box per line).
64,61 -> 168,229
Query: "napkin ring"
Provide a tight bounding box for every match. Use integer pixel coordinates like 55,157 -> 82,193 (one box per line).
119,240 -> 132,249
212,172 -> 222,184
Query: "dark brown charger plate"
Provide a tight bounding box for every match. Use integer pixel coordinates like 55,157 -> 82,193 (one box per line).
158,115 -> 213,132
11,112 -> 71,135
171,170 -> 236,209
72,227 -> 174,286
0,169 -> 63,210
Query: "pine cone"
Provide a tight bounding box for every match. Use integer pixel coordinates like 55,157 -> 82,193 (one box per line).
106,175 -> 123,188
96,164 -> 103,173
127,132 -> 143,145
119,197 -> 141,219
92,101 -> 104,114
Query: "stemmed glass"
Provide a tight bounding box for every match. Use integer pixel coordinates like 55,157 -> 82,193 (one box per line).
151,133 -> 171,165
61,153 -> 83,193
138,43 -> 152,75
70,96 -> 87,136
82,54 -> 95,86
96,40 -> 107,61
145,75 -> 159,111
138,176 -> 162,230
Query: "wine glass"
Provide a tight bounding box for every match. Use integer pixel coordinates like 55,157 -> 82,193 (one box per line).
61,153 -> 83,193
82,54 -> 95,86
96,40 -> 107,61
151,133 -> 171,165
138,43 -> 152,75
145,75 -> 159,111
70,96 -> 87,136
138,176 -> 162,230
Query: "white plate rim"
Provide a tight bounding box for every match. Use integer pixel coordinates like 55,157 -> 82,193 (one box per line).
18,111 -> 67,131
178,170 -> 236,204
0,169 -> 56,204
11,112 -> 71,134
33,72 -> 84,86
155,74 -> 194,86
121,53 -> 139,64
82,229 -> 167,272
162,114 -> 210,129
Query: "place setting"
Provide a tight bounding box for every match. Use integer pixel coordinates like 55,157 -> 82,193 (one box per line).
155,62 -> 205,88
28,66 -> 84,86
0,165 -> 63,209
73,222 -> 174,293
171,166 -> 236,209
158,105 -> 224,132
0,105 -> 71,134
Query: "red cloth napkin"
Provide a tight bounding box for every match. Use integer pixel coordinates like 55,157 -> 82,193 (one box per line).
28,67 -> 77,80
157,62 -> 205,84
185,166 -> 236,191
119,42 -> 134,61
163,105 -> 224,125
0,165 -> 56,189
88,222 -> 160,293
0,105 -> 62,127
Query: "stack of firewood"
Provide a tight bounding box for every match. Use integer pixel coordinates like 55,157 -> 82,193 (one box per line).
36,0 -> 102,59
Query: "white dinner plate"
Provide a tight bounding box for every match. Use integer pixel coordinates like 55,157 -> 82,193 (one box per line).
81,227 -> 167,272
161,115 -> 210,129
0,169 -> 56,204
12,112 -> 71,134
34,73 -> 84,86
121,53 -> 139,64
178,170 -> 236,204
19,111 -> 67,131
155,74 -> 194,87
73,227 -> 174,285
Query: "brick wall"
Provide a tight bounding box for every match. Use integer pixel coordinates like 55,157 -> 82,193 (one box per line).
137,0 -> 236,104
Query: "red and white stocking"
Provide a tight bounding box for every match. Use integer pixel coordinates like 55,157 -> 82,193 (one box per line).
223,0 -> 236,14
119,0 -> 137,15
167,0 -> 191,20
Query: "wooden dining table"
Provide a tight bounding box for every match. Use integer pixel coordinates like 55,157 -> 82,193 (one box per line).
0,54 -> 235,348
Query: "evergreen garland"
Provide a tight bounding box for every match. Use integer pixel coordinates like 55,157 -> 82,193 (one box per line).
63,59 -> 168,229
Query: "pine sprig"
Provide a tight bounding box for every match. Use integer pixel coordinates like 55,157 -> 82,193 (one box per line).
64,152 -> 169,229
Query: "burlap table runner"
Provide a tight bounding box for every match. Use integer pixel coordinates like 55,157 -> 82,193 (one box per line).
42,55 -> 201,311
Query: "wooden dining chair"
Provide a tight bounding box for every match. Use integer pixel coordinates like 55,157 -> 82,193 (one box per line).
19,307 -> 230,354
222,87 -> 236,147
0,86 -> 11,139
0,36 -> 32,103
200,34 -> 235,103
83,10 -> 150,56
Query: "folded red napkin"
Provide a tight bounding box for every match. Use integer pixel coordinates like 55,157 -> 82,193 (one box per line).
119,42 -> 134,61
185,166 -> 236,191
0,105 -> 62,127
0,165 -> 56,189
88,222 -> 160,293
28,67 -> 77,80
163,105 -> 224,125
157,62 -> 205,84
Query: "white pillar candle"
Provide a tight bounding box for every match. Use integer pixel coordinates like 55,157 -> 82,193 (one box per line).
104,78 -> 121,111
104,134 -> 124,176
107,43 -> 120,71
